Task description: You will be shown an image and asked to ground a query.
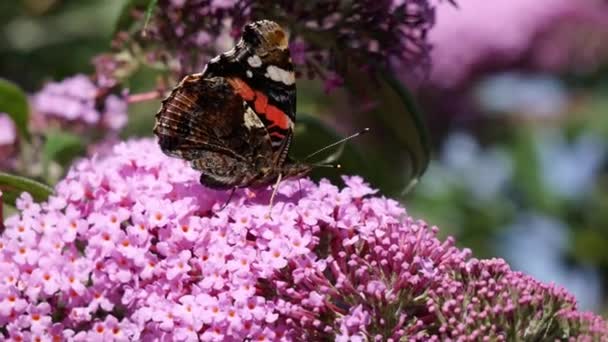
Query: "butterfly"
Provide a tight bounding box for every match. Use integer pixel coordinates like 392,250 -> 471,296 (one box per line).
154,20 -> 312,194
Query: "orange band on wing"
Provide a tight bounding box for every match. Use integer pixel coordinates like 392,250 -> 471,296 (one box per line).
254,91 -> 268,114
264,105 -> 289,130
228,78 -> 290,130
227,78 -> 255,101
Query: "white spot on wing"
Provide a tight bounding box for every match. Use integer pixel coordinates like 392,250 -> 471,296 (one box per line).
246,70 -> 253,78
247,55 -> 262,68
266,65 -> 295,85
243,106 -> 264,130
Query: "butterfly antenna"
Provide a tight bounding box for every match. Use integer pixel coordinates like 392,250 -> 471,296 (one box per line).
312,163 -> 342,168
304,128 -> 370,161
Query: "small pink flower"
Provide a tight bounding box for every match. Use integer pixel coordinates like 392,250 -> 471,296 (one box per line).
200,324 -> 227,342
60,208 -> 88,243
30,262 -> 61,296
0,286 -> 27,317
69,306 -> 93,324
62,268 -> 87,297
342,175 -> 378,198
286,230 -> 312,256
241,297 -> 267,322
174,324 -> 199,341
261,239 -> 289,269
229,277 -> 256,303
106,253 -> 134,283
4,216 -> 37,245
166,250 -> 192,280
145,198 -> 173,228
87,286 -> 114,312
116,232 -> 146,264
173,216 -> 202,242
25,302 -> 52,333
16,192 -> 41,217
10,241 -> 39,265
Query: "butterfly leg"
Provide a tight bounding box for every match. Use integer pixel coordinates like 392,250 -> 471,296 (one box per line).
297,178 -> 303,202
267,172 -> 283,216
218,187 -> 237,211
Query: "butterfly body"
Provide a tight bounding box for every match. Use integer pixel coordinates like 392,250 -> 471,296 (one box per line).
154,20 -> 311,189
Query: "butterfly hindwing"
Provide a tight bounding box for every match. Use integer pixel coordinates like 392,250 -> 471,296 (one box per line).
155,74 -> 272,159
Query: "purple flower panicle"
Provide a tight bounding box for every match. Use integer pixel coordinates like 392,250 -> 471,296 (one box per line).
108,1 -> 439,82
31,74 -> 128,132
0,139 -> 605,340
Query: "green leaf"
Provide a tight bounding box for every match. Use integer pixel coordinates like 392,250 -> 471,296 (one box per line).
42,131 -> 86,168
382,72 -> 430,190
342,62 -> 430,195
293,27 -> 431,195
0,172 -> 53,205
0,78 -> 30,141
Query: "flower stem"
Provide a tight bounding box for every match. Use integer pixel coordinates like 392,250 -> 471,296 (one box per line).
127,90 -> 163,103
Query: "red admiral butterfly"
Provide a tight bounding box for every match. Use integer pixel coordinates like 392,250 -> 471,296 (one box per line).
154,20 -> 366,198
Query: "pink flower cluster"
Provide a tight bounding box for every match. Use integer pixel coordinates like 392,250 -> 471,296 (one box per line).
1,139 -> 606,340
31,74 -> 128,132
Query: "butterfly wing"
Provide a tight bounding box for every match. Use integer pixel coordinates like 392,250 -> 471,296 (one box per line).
154,73 -> 274,188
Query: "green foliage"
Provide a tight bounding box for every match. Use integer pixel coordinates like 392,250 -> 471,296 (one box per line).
287,24 -> 431,196
42,131 -> 85,170
0,2 -> 122,88
0,78 -> 30,141
0,172 -> 53,206
114,0 -> 152,35
343,67 -> 430,196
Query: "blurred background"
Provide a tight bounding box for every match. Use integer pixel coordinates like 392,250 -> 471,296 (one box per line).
1,0 -> 607,314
